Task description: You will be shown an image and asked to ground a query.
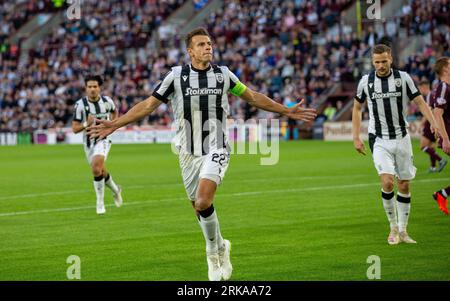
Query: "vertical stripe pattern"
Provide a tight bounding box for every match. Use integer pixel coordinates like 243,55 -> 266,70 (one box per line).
157,64 -> 235,155
180,65 -> 193,154
367,72 -> 383,137
362,69 -> 414,139
213,65 -> 225,150
198,70 -> 210,154
393,70 -> 407,137
74,95 -> 116,148
381,77 -> 396,139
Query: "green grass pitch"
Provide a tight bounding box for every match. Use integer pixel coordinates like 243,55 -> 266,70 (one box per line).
0,140 -> 449,280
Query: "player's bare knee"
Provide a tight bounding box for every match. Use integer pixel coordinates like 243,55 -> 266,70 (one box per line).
381,177 -> 394,192
91,162 -> 103,177
92,167 -> 102,177
397,180 -> 410,194
195,196 -> 212,212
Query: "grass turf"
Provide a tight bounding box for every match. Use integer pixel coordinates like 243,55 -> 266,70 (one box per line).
0,140 -> 448,280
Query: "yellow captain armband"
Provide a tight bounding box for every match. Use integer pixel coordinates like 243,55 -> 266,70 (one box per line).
230,81 -> 247,97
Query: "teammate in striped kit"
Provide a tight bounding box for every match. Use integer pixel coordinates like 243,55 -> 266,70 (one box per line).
352,44 -> 443,245
72,75 -> 123,215
431,57 -> 450,215
418,80 -> 446,173
87,28 -> 316,280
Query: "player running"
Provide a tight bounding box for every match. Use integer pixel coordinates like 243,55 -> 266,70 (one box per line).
431,57 -> 450,215
418,80 -> 446,173
87,28 -> 316,280
72,75 -> 123,215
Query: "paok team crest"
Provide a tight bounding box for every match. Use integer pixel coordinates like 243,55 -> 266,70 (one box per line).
216,73 -> 224,83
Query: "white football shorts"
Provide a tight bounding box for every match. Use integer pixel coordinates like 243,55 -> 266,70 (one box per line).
84,139 -> 111,165
178,148 -> 230,201
372,134 -> 416,180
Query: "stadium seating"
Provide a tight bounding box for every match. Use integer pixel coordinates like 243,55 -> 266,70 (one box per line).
1,0 -> 185,134
0,0 -> 449,139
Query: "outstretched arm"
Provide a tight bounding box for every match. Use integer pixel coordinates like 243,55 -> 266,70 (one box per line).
352,99 -> 366,155
87,96 -> 163,139
238,88 -> 317,122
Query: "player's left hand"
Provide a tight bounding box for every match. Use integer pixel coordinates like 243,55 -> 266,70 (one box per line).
429,125 -> 438,140
86,119 -> 117,140
442,139 -> 450,156
353,138 -> 367,156
285,99 -> 317,122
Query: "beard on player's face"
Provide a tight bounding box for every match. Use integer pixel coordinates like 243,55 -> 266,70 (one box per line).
378,67 -> 388,74
87,89 -> 100,100
376,63 -> 391,76
373,53 -> 392,76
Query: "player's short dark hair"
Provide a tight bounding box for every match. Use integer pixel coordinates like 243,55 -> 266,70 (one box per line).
84,75 -> 103,86
434,57 -> 450,77
185,27 -> 211,49
372,44 -> 391,56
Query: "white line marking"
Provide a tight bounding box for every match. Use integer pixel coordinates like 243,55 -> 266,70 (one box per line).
0,174 -> 372,201
0,177 -> 448,217
0,171 -> 435,201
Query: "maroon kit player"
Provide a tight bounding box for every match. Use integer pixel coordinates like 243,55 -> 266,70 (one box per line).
431,57 -> 450,215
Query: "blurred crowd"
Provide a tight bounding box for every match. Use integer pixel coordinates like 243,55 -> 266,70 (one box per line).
1,0 -> 60,72
398,0 -> 450,121
0,0 -> 185,133
205,0 -> 357,121
0,0 -> 449,134
400,0 -> 449,36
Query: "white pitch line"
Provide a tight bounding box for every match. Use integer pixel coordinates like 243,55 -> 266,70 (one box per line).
0,177 -> 448,218
0,174 -> 373,201
0,186 -> 148,201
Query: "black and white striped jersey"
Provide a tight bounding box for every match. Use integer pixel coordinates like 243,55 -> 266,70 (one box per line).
73,95 -> 117,147
355,68 -> 421,139
152,64 -> 247,156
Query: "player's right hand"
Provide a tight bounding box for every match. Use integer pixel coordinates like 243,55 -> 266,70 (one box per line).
285,99 -> 317,122
86,119 -> 116,140
353,138 -> 366,156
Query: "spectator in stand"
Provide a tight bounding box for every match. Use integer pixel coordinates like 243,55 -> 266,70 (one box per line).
323,102 -> 337,121
0,0 -> 186,134
194,0 -> 209,11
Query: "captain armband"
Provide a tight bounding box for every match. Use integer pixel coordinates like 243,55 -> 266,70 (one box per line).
230,81 -> 247,97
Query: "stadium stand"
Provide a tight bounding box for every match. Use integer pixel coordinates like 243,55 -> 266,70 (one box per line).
1,0 -> 186,135
0,0 -> 448,142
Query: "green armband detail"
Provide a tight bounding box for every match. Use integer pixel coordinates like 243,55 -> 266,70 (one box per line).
230,81 -> 247,96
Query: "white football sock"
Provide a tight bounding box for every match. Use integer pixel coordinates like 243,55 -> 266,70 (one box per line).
216,217 -> 225,251
94,177 -> 105,205
105,174 -> 119,194
199,209 -> 219,254
381,189 -> 397,229
396,192 -> 411,233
